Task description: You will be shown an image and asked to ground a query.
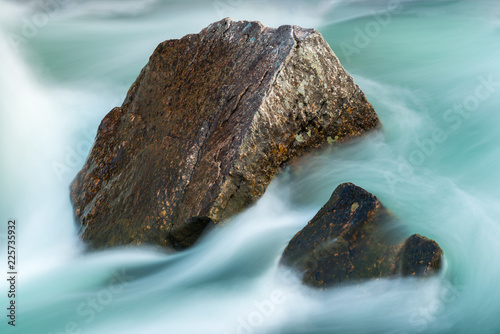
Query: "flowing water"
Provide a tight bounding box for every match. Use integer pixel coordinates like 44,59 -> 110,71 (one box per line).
1,0 -> 500,333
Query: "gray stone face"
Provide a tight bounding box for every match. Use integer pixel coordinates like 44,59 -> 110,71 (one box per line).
70,18 -> 381,250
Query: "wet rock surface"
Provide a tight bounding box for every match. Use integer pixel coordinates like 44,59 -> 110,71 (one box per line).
70,18 -> 380,250
396,234 -> 443,277
280,183 -> 443,287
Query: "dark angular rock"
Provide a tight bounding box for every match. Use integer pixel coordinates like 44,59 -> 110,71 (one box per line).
396,234 -> 443,277
280,183 -> 443,287
70,18 -> 381,250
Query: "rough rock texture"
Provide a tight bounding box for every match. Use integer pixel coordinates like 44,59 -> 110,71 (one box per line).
396,234 -> 443,277
280,183 -> 443,287
70,18 -> 381,250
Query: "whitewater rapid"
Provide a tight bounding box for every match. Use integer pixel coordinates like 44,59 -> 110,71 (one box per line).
1,1 -> 500,333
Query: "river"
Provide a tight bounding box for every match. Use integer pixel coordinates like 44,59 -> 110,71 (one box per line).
1,0 -> 499,333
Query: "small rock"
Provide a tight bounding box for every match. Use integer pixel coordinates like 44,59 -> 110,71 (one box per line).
397,234 -> 443,277
280,183 -> 443,287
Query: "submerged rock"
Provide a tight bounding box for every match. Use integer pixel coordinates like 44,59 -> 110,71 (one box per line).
280,183 -> 443,287
70,18 -> 381,250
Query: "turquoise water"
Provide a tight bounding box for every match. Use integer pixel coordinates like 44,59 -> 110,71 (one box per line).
1,1 -> 500,333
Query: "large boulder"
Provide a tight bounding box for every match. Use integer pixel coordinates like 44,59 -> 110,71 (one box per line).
280,183 -> 443,287
70,18 -> 381,250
